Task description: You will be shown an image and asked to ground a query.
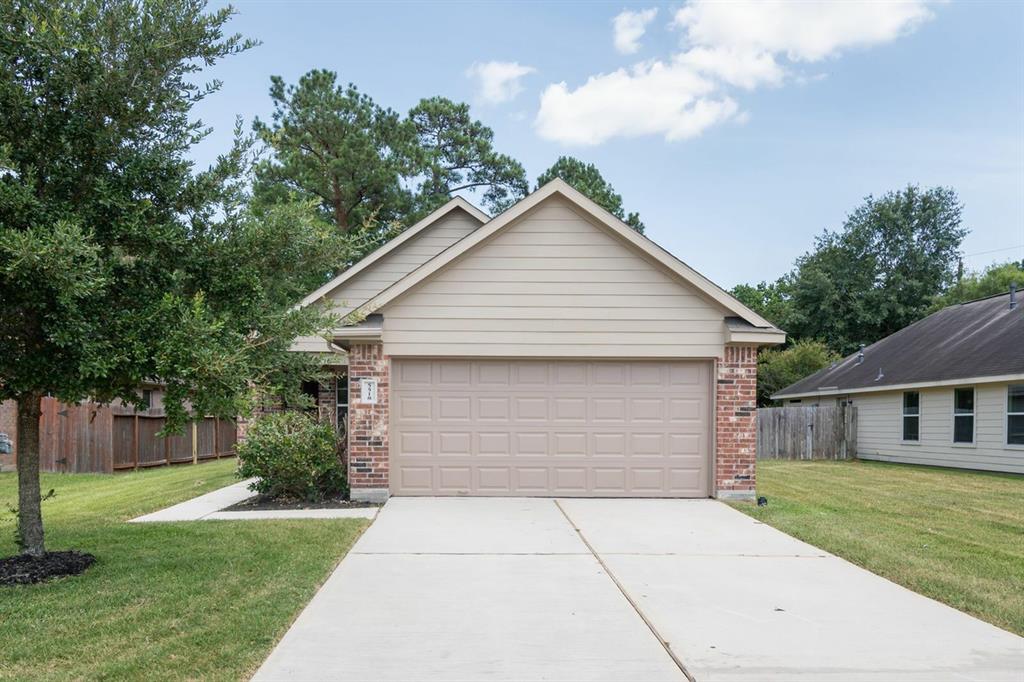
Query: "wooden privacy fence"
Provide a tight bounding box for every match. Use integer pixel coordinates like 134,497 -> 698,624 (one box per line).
757,404 -> 858,460
39,398 -> 237,473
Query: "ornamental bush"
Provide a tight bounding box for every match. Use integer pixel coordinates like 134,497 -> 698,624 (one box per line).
236,412 -> 347,502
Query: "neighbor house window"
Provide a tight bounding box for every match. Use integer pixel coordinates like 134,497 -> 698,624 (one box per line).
953,388 -> 975,444
1008,385 -> 1024,446
902,392 -> 920,442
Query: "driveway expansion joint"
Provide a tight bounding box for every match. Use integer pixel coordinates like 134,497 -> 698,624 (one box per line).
554,499 -> 696,682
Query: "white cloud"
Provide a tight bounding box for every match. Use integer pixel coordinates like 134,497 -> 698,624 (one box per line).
535,58 -> 738,145
676,46 -> 784,90
672,0 -> 934,62
536,1 -> 935,145
613,7 -> 658,55
466,61 -> 536,105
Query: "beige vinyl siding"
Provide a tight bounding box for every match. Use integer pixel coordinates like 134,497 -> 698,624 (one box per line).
325,209 -> 479,317
380,197 -> 730,357
855,381 -> 1024,474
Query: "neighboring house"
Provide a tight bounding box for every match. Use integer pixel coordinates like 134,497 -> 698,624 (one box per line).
774,290 -> 1024,474
297,179 -> 784,502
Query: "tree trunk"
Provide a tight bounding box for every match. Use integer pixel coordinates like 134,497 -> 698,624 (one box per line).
331,178 -> 348,233
16,392 -> 45,557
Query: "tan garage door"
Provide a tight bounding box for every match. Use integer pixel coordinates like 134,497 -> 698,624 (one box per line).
390,359 -> 711,497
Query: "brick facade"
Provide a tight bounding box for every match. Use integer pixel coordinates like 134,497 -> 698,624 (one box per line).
0,399 -> 16,472
715,344 -> 758,500
347,344 -> 390,502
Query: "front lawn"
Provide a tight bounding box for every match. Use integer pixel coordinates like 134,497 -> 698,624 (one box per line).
0,460 -> 368,681
735,460 -> 1024,636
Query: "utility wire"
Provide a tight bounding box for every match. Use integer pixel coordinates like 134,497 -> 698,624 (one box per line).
962,244 -> 1024,258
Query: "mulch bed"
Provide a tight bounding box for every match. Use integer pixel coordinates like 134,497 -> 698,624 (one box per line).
224,495 -> 378,512
1,550 -> 96,586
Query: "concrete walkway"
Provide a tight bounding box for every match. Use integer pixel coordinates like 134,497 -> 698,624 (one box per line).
252,498 -> 1024,682
130,479 -> 377,522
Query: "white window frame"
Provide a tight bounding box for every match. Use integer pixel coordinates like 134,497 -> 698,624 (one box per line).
952,387 -> 976,447
1007,384 -> 1024,449
902,391 -> 920,443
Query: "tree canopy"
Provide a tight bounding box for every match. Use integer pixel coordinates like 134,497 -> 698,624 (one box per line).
253,71 -> 417,235
929,260 -> 1024,311
254,77 -> 527,248
732,185 -> 967,357
536,156 -> 645,233
0,0 -> 333,556
756,340 -> 840,406
409,97 -> 528,217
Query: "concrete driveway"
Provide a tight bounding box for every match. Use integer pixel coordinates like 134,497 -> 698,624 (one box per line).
253,498 -> 1024,682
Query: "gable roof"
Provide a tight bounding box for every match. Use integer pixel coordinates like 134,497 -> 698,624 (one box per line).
774,291 -> 1024,399
349,178 -> 783,337
298,196 -> 489,308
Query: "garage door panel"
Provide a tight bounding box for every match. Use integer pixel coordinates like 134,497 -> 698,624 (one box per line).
438,466 -> 471,491
477,467 -> 511,491
553,432 -> 587,455
398,466 -> 433,491
478,432 -> 511,455
515,432 -> 548,455
631,398 -> 665,422
478,396 -> 510,420
391,359 -> 710,497
438,396 -> 471,421
397,431 -> 433,456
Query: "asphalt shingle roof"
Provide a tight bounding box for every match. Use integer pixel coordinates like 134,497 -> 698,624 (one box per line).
774,290 -> 1024,398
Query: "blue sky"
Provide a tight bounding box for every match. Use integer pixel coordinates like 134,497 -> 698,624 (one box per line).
193,1 -> 1024,288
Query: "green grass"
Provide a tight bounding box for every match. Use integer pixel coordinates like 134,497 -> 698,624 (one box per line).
0,460 -> 369,681
734,459 -> 1024,636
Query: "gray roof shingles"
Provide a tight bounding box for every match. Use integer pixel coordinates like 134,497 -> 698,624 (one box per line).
774,291 -> 1024,398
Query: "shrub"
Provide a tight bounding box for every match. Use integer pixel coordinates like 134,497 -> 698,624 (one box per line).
236,412 -> 347,502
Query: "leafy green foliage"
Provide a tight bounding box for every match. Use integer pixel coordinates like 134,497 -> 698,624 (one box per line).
730,279 -> 794,331
536,156 -> 645,233
785,186 -> 966,355
0,0 -> 335,555
409,97 -> 528,216
253,71 -> 418,235
236,412 -> 347,502
733,185 -> 967,359
757,340 -> 840,405
253,77 -> 528,243
930,260 -> 1023,311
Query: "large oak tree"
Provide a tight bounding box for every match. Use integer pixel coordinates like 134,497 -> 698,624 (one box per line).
0,0 -> 334,557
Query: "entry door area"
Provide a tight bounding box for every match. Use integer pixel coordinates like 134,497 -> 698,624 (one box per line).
390,359 -> 712,497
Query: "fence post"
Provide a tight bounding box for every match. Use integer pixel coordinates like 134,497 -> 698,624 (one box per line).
133,414 -> 139,470
214,417 -> 219,457
164,418 -> 170,465
192,421 -> 198,464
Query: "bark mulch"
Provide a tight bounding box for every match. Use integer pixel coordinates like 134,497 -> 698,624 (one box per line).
1,550 -> 96,586
224,495 -> 377,512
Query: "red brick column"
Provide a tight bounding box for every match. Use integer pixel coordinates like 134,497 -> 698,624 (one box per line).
715,345 -> 757,500
347,343 -> 390,502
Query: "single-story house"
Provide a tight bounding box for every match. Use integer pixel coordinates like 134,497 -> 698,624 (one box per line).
773,289 -> 1023,474
298,179 -> 785,502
